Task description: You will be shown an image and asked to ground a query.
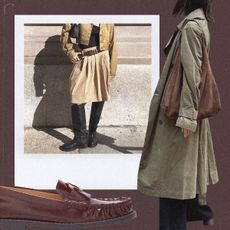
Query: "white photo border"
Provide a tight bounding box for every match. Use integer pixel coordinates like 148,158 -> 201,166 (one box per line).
15,15 -> 160,189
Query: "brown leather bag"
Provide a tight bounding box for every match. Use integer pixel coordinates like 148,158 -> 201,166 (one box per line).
161,45 -> 221,120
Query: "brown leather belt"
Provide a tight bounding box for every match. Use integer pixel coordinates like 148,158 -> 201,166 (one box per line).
82,49 -> 99,56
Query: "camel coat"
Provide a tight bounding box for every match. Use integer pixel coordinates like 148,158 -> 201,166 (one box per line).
138,9 -> 219,205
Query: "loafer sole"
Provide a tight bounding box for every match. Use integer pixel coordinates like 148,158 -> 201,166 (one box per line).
0,211 -> 137,230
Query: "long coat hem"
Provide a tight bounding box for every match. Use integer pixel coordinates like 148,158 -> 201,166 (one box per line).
138,183 -> 197,200
138,171 -> 219,205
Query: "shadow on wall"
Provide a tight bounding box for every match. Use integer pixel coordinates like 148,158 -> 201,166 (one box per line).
32,35 -> 73,128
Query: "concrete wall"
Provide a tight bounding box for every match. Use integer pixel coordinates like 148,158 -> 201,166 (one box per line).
24,25 -> 152,127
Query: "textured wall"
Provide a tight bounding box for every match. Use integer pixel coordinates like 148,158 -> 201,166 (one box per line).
24,25 -> 152,127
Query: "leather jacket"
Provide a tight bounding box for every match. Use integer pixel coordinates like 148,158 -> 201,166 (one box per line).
61,23 -> 117,76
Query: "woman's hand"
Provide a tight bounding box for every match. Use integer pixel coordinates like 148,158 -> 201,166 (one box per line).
181,128 -> 192,138
71,52 -> 82,64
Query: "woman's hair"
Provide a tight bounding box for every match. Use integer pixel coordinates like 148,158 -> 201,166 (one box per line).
173,0 -> 213,22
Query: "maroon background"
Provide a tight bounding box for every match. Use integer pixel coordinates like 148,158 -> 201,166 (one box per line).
0,0 -> 230,229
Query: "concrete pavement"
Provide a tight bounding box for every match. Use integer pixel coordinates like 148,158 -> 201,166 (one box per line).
24,126 -> 145,154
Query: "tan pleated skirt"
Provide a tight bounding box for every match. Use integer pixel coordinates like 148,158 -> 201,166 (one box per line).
69,50 -> 112,104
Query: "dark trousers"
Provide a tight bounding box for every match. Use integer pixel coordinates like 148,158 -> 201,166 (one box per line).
160,196 -> 213,230
160,198 -> 186,230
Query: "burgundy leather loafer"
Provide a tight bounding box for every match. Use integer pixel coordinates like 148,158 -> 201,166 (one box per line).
0,180 -> 136,229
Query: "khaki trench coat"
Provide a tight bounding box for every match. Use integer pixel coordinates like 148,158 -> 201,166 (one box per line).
60,24 -> 117,77
138,9 -> 219,205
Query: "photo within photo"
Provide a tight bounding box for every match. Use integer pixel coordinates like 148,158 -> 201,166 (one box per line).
24,23 -> 152,154
15,15 -> 159,189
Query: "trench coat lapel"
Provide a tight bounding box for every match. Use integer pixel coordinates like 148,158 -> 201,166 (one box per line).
164,30 -> 179,55
164,8 -> 206,55
177,8 -> 206,30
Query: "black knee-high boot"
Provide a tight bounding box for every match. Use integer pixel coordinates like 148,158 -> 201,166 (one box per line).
88,101 -> 104,147
59,104 -> 88,151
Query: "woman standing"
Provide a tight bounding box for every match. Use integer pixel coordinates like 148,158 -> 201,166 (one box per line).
60,24 -> 117,151
138,1 -> 219,229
